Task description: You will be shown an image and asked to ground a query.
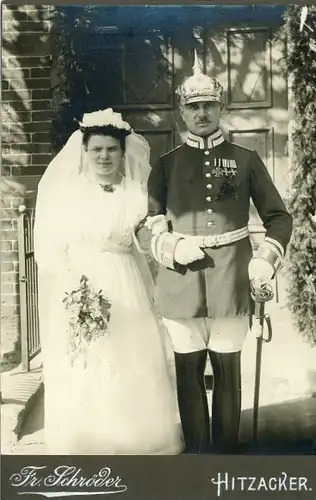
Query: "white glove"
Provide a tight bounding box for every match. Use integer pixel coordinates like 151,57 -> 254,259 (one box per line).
248,257 -> 274,291
144,215 -> 168,235
174,239 -> 205,265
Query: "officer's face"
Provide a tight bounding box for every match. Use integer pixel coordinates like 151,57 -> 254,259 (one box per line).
180,101 -> 221,137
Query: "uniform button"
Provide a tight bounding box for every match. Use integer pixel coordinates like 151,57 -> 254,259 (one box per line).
204,150 -> 210,155
205,161 -> 210,166
206,184 -> 212,189
206,196 -> 212,202
207,209 -> 213,215
205,172 -> 211,178
207,221 -> 214,227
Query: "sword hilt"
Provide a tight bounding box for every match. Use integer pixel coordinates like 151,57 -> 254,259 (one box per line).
250,282 -> 274,342
250,282 -> 274,306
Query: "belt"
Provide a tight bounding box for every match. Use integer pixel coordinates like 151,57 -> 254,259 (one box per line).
174,226 -> 249,248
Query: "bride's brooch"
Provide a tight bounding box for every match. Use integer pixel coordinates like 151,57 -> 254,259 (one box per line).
99,184 -> 116,193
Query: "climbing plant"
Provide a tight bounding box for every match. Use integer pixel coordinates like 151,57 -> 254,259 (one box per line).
282,5 -> 316,344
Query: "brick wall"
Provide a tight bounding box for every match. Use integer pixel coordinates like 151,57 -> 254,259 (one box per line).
1,5 -> 53,368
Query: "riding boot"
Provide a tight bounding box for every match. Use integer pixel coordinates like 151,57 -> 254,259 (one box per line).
208,350 -> 242,454
174,350 -> 210,454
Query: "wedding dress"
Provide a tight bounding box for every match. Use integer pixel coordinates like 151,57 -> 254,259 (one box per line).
35,173 -> 183,455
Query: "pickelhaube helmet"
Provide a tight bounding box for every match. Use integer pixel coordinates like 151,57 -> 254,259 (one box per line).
176,50 -> 223,105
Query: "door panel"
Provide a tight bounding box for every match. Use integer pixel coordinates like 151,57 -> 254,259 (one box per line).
114,30 -> 175,165
120,32 -> 174,109
226,27 -> 273,109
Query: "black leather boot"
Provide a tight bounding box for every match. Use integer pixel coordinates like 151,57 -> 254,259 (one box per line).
208,350 -> 242,454
174,350 -> 210,454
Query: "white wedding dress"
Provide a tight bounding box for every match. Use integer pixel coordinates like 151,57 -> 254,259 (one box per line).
35,173 -> 183,455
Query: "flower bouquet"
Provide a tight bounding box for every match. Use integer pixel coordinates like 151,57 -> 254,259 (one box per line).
63,275 -> 111,364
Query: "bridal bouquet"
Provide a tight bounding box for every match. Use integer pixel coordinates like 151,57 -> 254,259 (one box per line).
63,275 -> 111,364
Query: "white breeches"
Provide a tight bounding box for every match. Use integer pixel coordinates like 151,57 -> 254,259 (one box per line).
162,316 -> 250,354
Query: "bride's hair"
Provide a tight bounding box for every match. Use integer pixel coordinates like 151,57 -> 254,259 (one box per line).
81,125 -> 132,153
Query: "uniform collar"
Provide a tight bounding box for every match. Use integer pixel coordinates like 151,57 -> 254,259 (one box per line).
186,128 -> 224,149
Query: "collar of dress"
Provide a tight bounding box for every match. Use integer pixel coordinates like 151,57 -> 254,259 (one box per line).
186,129 -> 224,149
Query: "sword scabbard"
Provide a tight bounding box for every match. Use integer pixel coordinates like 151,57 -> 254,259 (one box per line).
250,282 -> 274,442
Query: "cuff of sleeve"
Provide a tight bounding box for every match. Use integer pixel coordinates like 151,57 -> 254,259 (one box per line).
255,239 -> 284,274
151,232 -> 183,269
264,237 -> 285,258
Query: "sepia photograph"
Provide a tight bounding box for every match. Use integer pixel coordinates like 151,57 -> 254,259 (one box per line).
1,1 -> 316,461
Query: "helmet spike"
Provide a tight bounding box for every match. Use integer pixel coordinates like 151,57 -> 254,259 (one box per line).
193,49 -> 203,76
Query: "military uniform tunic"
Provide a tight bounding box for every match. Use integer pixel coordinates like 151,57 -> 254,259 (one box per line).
136,130 -> 293,320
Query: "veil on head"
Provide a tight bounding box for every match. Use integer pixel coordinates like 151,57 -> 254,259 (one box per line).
124,131 -> 151,190
37,109 -> 151,198
37,129 -> 83,196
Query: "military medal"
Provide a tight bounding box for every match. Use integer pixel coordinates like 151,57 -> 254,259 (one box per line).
212,158 -> 238,177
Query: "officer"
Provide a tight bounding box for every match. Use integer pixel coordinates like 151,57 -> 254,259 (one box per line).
136,51 -> 293,453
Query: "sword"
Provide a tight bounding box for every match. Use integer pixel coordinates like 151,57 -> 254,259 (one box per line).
250,281 -> 274,443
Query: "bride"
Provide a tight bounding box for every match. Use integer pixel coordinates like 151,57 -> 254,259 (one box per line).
34,108 -> 184,455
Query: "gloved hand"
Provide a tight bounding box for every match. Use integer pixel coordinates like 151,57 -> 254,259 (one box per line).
248,257 -> 274,292
144,215 -> 168,235
174,239 -> 205,265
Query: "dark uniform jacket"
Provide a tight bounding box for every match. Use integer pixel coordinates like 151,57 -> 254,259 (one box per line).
136,130 -> 293,320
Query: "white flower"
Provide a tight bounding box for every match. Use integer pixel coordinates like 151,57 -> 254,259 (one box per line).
79,108 -> 131,131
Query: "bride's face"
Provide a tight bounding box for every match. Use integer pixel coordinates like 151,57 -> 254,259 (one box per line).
84,135 -> 124,177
